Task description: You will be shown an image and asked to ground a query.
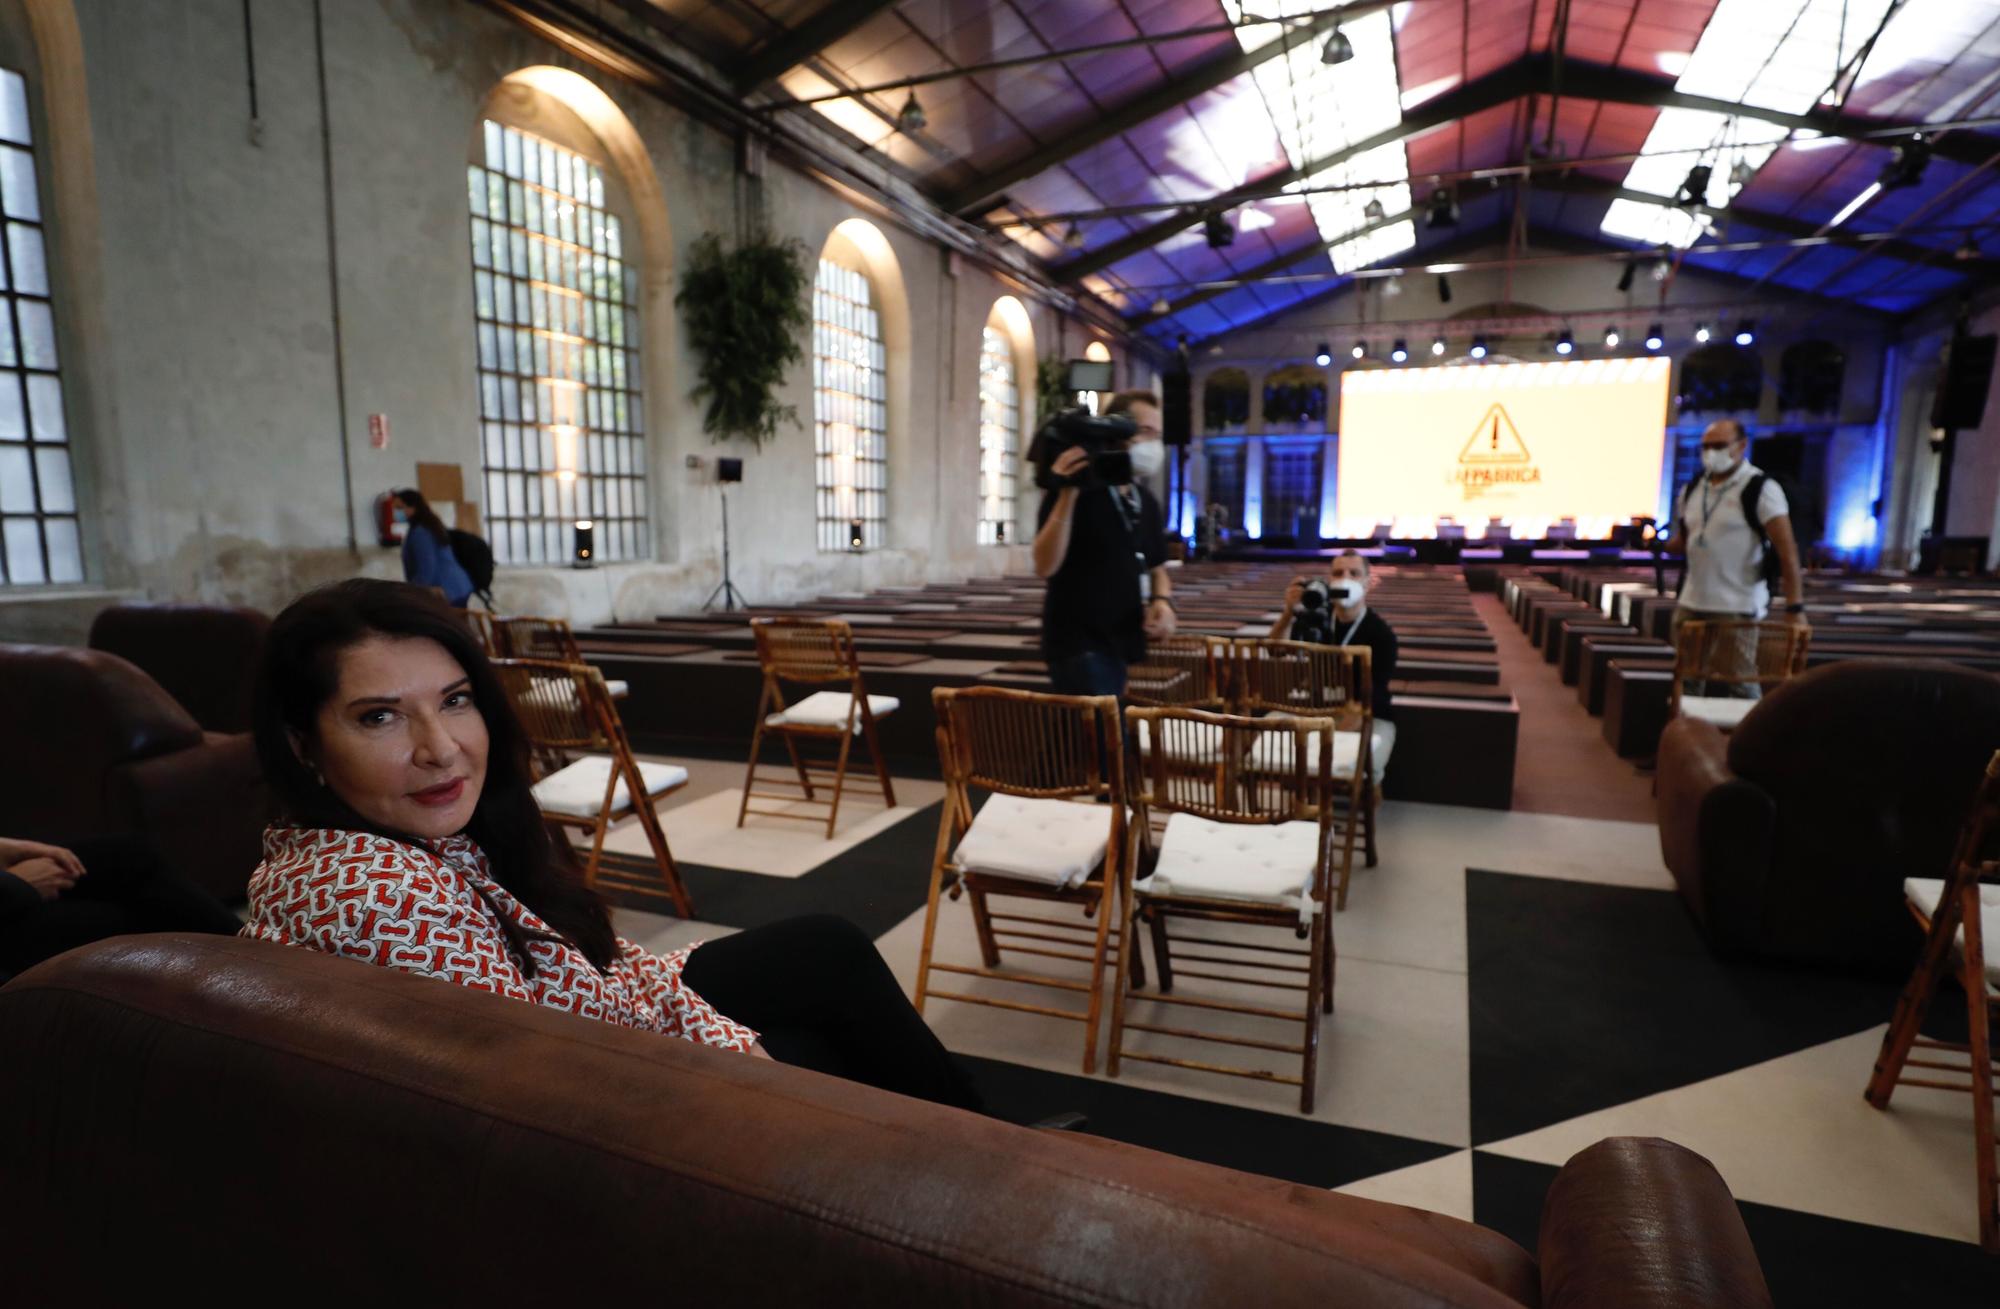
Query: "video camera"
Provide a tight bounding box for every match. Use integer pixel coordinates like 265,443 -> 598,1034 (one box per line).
1032,406 -> 1137,491
1288,576 -> 1364,645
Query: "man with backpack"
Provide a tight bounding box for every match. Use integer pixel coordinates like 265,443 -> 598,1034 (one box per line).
1663,419 -> 1806,696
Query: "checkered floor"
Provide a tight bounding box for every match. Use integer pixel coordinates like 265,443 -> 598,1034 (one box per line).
605,761 -> 1999,1304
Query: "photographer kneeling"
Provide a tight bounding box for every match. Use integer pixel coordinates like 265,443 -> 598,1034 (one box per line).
1268,550 -> 1398,781
1031,390 -> 1174,696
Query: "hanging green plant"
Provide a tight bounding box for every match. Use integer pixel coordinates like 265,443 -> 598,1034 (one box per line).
676,231 -> 812,447
1035,352 -> 1071,426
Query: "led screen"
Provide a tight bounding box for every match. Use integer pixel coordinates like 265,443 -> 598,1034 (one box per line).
1335,358 -> 1670,537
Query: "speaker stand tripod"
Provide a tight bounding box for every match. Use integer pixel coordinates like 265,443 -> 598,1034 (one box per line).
702,486 -> 747,612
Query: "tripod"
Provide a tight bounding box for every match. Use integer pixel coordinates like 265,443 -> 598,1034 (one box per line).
702,485 -> 748,611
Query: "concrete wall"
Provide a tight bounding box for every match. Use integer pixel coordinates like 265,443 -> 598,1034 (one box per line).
0,0 -> 1139,637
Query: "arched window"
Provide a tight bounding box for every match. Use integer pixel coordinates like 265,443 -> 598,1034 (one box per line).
813,255 -> 886,551
1261,363 -> 1328,427
1778,340 -> 1844,416
1676,344 -> 1762,415
1203,368 -> 1250,432
977,324 -> 1019,545
0,66 -> 78,585
468,113 -> 646,566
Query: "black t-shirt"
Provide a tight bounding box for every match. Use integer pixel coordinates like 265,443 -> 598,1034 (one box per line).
1290,604 -> 1398,722
1038,482 -> 1168,663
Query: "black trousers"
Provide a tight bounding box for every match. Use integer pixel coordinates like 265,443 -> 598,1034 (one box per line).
0,836 -> 242,979
681,914 -> 983,1113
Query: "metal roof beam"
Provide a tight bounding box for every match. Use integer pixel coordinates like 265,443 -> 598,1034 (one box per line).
940,8 -> 1347,217
1120,209 -> 1418,327
732,0 -> 904,94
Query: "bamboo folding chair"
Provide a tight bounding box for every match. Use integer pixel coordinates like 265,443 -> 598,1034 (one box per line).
1670,619 -> 1810,730
1865,751 -> 2000,1252
1125,634 -> 1230,710
1226,638 -> 1378,895
492,657 -> 694,917
737,618 -> 898,838
464,609 -> 497,656
488,615 -> 628,699
915,686 -> 1140,1075
1111,707 -> 1340,1113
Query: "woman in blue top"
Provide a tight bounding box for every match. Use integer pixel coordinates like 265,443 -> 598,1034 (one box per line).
394,488 -> 475,608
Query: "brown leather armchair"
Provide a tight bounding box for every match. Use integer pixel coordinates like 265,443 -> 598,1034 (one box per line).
0,935 -> 1773,1308
0,644 -> 266,902
1657,658 -> 2000,973
89,601 -> 270,733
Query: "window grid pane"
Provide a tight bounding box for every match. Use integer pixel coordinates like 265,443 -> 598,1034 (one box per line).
467,120 -> 646,567
976,325 -> 1018,546
813,258 -> 887,553
0,66 -> 80,590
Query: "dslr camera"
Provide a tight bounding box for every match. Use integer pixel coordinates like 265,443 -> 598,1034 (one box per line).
1288,576 -> 1364,645
1032,406 -> 1137,491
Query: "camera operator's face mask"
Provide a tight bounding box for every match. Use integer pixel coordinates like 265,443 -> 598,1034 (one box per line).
1328,579 -> 1363,605
1127,438 -> 1166,481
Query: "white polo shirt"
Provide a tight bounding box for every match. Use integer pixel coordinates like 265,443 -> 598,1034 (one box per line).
1679,459 -> 1788,616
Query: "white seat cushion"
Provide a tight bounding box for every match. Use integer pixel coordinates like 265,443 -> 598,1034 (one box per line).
1904,877 -> 2000,990
1137,812 -> 1320,913
952,793 -> 1112,889
766,690 -> 900,732
1132,718 -> 1226,765
606,678 -> 630,699
533,755 -> 688,818
1681,695 -> 1757,729
1245,727 -> 1363,780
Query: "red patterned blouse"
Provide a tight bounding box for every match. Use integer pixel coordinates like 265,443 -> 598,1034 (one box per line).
241,826 -> 758,1052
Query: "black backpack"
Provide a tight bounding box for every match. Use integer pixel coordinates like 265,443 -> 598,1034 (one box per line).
1676,472 -> 1783,588
448,528 -> 495,608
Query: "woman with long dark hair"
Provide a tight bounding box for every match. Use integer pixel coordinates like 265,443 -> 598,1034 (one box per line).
242,578 -> 981,1109
392,488 -> 476,608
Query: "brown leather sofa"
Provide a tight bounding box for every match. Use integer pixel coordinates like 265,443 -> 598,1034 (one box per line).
0,644 -> 266,903
88,601 -> 270,734
0,935 -> 1774,1307
1657,658 -> 2000,973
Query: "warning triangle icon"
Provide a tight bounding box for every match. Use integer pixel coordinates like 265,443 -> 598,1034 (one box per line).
1458,404 -> 1531,464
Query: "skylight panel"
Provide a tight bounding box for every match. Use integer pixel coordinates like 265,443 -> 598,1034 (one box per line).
1602,0 -> 1895,247
1223,1 -> 1415,273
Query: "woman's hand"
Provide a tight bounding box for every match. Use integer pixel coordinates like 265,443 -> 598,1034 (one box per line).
8,857 -> 79,902
1144,598 -> 1177,639
0,837 -> 84,882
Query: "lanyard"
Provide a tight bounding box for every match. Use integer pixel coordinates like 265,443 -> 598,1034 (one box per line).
1339,610 -> 1366,647
1696,472 -> 1731,547
1106,487 -> 1151,602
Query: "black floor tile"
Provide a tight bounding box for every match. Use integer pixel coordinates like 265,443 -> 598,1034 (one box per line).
961,1053 -> 1456,1190
1467,869 -> 1904,1145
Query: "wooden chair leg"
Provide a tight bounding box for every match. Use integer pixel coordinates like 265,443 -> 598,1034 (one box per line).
1080,871 -> 1116,1075
781,732 -> 815,800
637,800 -> 693,918
1363,780 -> 1380,869
1961,891 -> 1996,1254
825,727 -> 857,838
1107,883 -> 1140,1079
1866,907 -> 1958,1108
1147,906 -> 1174,993
967,885 -> 1002,968
1322,909 -> 1336,1014
737,721 -> 767,828
862,715 -> 896,808
1302,914 -> 1326,1114
912,803 -> 960,1017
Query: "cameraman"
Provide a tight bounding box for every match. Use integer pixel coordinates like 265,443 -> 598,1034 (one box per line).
1031,389 -> 1175,696
1268,550 -> 1398,776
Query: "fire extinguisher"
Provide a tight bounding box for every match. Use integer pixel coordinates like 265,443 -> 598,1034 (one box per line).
373,491 -> 408,549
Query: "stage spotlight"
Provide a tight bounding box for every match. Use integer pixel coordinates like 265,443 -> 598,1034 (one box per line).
1390,338 -> 1408,363
1695,322 -> 1712,343
1729,158 -> 1755,190
1315,341 -> 1332,367
1734,319 -> 1755,346
1382,275 -> 1403,298
1363,197 -> 1386,222
1469,336 -> 1488,359
1603,326 -> 1620,348
1352,341 -> 1366,360
1426,186 -> 1459,229
1879,134 -> 1931,190
895,91 -> 927,134
1320,24 -> 1354,64
1431,335 -> 1446,356
1149,296 -> 1170,315
1204,212 -> 1235,248
1437,272 -> 1453,303
1062,222 -> 1086,250
1555,328 -> 1574,356
1645,323 -> 1664,351
1674,163 -> 1712,208
1651,253 -> 1672,282
1616,260 -> 1636,292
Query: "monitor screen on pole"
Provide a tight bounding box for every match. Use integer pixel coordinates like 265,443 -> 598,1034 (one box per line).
1334,357 -> 1670,538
